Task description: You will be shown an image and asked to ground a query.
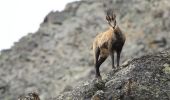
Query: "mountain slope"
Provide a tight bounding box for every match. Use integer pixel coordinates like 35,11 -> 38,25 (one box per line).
57,49 -> 170,100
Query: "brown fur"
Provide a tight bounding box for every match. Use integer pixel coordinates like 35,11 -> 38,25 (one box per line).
92,9 -> 126,78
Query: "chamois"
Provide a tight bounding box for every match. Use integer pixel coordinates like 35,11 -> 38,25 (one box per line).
92,9 -> 126,78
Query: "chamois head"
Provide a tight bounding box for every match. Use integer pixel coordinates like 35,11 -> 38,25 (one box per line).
106,9 -> 116,28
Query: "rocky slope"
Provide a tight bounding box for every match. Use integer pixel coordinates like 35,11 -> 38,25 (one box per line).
0,0 -> 170,99
57,49 -> 170,100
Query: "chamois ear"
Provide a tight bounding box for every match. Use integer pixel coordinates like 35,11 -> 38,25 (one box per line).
113,14 -> 116,19
111,13 -> 116,20
106,15 -> 110,21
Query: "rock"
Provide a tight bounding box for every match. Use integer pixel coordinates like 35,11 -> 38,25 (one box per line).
0,80 -> 9,99
163,63 -> 170,74
92,90 -> 105,100
57,49 -> 170,100
18,92 -> 40,100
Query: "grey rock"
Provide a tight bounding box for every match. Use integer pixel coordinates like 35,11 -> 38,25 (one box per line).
57,49 -> 170,100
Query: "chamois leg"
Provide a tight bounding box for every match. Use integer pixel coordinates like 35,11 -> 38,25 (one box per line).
94,48 -> 101,78
95,57 -> 107,79
111,52 -> 115,68
98,56 -> 107,70
116,51 -> 121,67
98,56 -> 107,66
109,43 -> 115,68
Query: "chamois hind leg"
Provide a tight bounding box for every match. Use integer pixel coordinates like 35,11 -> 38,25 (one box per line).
98,56 -> 107,67
97,56 -> 107,77
94,47 -> 101,78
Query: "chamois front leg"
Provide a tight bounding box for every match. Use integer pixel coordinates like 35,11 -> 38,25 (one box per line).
116,50 -> 121,67
109,43 -> 115,68
110,52 -> 115,68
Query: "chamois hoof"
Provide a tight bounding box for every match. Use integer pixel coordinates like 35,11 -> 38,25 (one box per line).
112,66 -> 116,69
95,75 -> 102,80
